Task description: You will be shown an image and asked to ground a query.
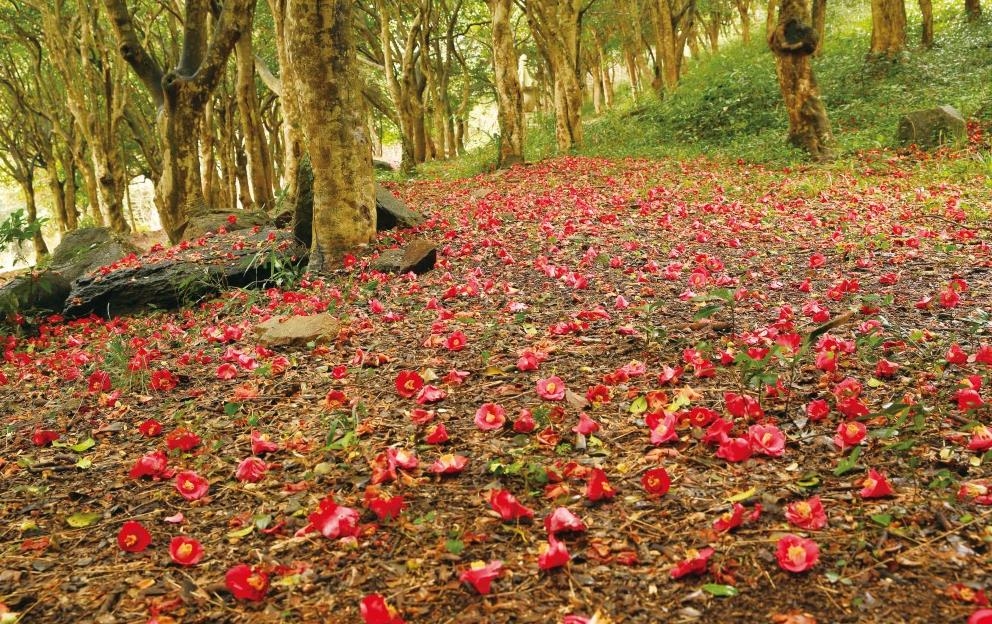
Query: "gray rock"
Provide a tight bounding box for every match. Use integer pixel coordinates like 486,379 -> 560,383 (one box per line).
253,314 -> 340,348
63,229 -> 306,318
180,210 -> 272,242
897,105 -> 966,150
370,238 -> 437,275
375,184 -> 426,231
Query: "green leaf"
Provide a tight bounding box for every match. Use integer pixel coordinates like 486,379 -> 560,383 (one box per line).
445,539 -> 465,555
75,457 -> 92,470
833,446 -> 862,476
694,303 -> 723,321
725,487 -> 757,503
66,511 -> 102,528
870,513 -> 892,527
796,474 -> 821,489
69,438 -> 96,453
224,402 -> 242,416
702,583 -> 739,597
226,525 -> 255,539
629,396 -> 648,415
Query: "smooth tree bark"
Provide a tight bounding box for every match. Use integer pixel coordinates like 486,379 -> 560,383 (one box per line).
286,0 -> 376,273
869,0 -> 907,57
523,0 -> 585,151
102,0 -> 256,242
488,0 -> 525,167
768,0 -> 832,160
652,0 -> 681,92
236,30 -> 275,210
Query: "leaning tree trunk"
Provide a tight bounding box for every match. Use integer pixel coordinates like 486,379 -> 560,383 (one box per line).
870,0 -> 907,57
768,0 -> 832,161
286,0 -> 375,273
488,0 -> 525,167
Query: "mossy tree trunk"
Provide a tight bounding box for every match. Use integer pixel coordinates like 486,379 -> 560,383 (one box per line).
487,0 -> 525,167
286,0 -> 375,273
768,0 -> 833,160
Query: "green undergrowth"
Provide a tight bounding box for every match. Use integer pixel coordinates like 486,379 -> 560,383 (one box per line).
415,0 -> 992,180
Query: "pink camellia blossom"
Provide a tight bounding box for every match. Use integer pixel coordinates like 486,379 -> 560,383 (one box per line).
969,609 -> 992,624
429,454 -> 468,475
474,403 -> 507,431
307,496 -> 360,539
459,559 -> 503,594
175,470 -> 209,501
572,412 -> 600,435
416,385 -> 446,404
129,451 -> 171,480
785,496 -> 828,530
235,457 -> 268,483
544,507 -> 586,534
860,468 -> 895,499
513,409 -> 537,433
647,410 -> 678,445
538,535 -> 570,570
536,376 -> 566,400
834,421 -> 867,450
748,424 -> 786,457
444,331 -> 467,351
670,547 -> 714,579
775,534 -> 819,572
216,363 -> 238,380
488,489 -> 535,521
716,437 -> 752,462
250,430 -> 280,455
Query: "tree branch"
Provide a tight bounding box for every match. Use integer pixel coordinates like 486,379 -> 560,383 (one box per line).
101,0 -> 165,106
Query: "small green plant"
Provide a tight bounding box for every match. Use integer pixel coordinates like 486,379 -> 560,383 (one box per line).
0,209 -> 47,264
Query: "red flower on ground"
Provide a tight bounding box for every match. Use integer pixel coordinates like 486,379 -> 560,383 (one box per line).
429,454 -> 468,474
225,564 -> 269,602
585,384 -> 611,406
968,425 -> 992,451
88,370 -> 111,393
174,470 -> 209,501
784,496 -> 828,530
970,610 -> 992,624
572,412 -> 600,435
216,363 -> 238,380
235,457 -> 268,483
713,503 -> 745,533
150,369 -> 178,391
488,489 -> 535,521
538,535 -> 570,570
748,424 -> 786,457
860,468 -> 894,498
444,331 -> 467,351
536,376 -> 566,400
425,423 -> 449,444
834,421 -> 867,450
308,496 -> 360,539
409,408 -> 434,426
395,370 -> 424,398
459,560 -> 503,594
641,467 -> 671,498
475,403 -> 507,431
544,507 -> 586,534
775,534 -> 819,573
585,468 -> 616,502
169,536 -> 204,566
360,593 -> 406,624
670,547 -> 715,579
957,480 -> 992,505
365,490 -> 406,521
138,419 -> 163,437
324,389 -> 349,409
806,400 -> 830,422
31,428 -> 59,447
117,521 -> 152,553
416,385 -> 446,404
513,409 -> 537,433
129,451 -> 170,479
250,430 -> 280,455
716,437 -> 752,462
165,428 -> 201,452
647,410 -> 677,445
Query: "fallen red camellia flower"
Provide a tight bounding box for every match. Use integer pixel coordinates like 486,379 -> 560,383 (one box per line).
459,559 -> 503,594
860,468 -> 894,498
360,593 -> 406,624
536,376 -> 567,401
117,521 -> 152,553
425,423 -> 449,444
429,453 -> 468,474
748,424 -> 786,457
174,470 -> 209,501
129,451 -> 171,480
538,535 -> 570,570
544,507 -> 587,534
513,409 -> 537,433
165,428 -> 201,452
31,428 -> 59,447
138,419 -> 163,437
969,609 -> 992,624
394,370 -> 424,398
307,496 -> 360,539
784,496 -> 828,530
641,467 -> 671,498
169,536 -> 204,566
834,421 -> 867,450
572,412 -> 600,435
775,534 -> 819,573
488,489 -> 535,521
475,402 -> 507,431
235,457 -> 268,483
225,564 -> 269,601
250,430 -> 280,455
585,468 -> 616,502
670,547 -> 715,579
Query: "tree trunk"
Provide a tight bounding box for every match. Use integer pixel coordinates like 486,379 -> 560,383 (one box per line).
870,0 -> 907,57
965,0 -> 981,20
266,0 -> 303,210
737,0 -> 752,45
46,164 -> 69,234
236,32 -> 275,210
768,0 -> 832,160
653,0 -> 681,92
20,173 -> 49,262
919,0 -> 933,46
488,0 -> 525,167
73,139 -> 105,227
811,0 -> 826,55
525,0 -> 584,151
286,0 -> 375,273
63,149 -> 79,230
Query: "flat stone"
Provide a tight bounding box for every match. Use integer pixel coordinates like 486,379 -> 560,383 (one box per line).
370,238 -> 436,275
897,105 -> 966,150
253,314 -> 339,348
180,210 -> 272,242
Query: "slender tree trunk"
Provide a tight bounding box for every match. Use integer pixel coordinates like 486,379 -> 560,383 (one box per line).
768,0 -> 832,160
870,0 -> 907,57
919,0 -> 933,46
286,0 -> 375,273
811,0 -> 826,55
73,141 -> 105,227
20,173 -> 49,262
965,0 -> 981,20
46,164 -> 69,234
236,33 -> 275,210
266,0 -> 303,210
62,149 -> 79,230
737,0 -> 752,44
488,0 -> 525,167
654,0 -> 680,92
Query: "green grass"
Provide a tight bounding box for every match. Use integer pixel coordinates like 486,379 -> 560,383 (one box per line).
414,0 -> 992,179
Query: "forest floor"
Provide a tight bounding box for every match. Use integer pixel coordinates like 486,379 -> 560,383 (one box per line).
1,149 -> 992,624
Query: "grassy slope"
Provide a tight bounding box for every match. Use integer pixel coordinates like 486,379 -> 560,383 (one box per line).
417,1 -> 992,179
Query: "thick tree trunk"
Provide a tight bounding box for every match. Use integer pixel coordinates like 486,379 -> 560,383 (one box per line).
654,0 -> 680,92
94,148 -> 130,234
525,0 -> 584,151
811,0 -> 826,55
769,0 -> 832,160
158,81 -> 208,240
870,0 -> 907,57
488,0 -> 525,167
919,0 -> 933,46
236,33 -> 275,210
286,0 -> 375,273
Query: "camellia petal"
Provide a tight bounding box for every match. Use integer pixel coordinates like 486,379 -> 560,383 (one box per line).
174,470 -> 209,501
169,535 -> 204,566
360,593 -> 406,624
544,507 -> 586,534
538,535 -> 570,570
775,534 -> 819,573
459,559 -> 503,595
488,489 -> 535,521
117,521 -> 152,553
225,564 -> 269,601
